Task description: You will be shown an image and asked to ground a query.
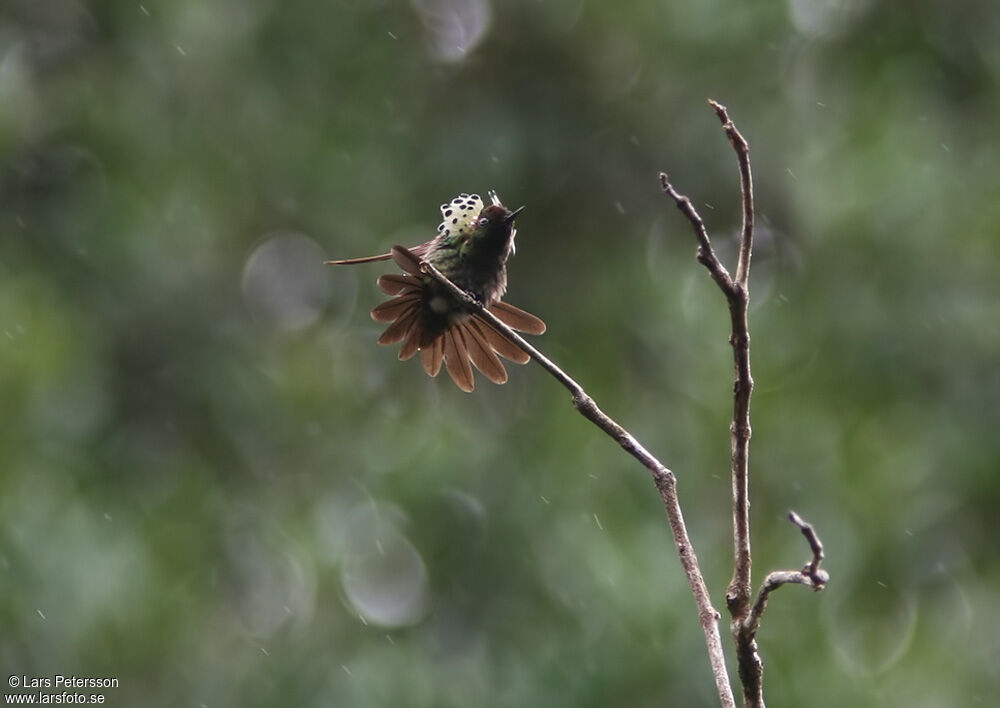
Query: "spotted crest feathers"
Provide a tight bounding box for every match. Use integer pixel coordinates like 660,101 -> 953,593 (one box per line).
436,193 -> 485,239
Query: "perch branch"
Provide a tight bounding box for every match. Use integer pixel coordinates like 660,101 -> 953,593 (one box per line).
419,258 -> 736,708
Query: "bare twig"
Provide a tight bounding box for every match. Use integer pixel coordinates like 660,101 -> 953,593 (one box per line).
418,258 -> 737,708
660,99 -> 755,613
662,99 -> 762,707
730,512 -> 829,706
789,510 -> 827,584
743,512 -> 829,639
658,174 -> 733,293
662,100 -> 830,708
705,101 -> 755,638
709,99 -> 754,289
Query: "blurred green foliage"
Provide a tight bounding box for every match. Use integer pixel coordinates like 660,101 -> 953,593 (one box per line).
2,0 -> 999,705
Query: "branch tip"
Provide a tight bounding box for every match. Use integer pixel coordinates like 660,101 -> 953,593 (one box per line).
708,98 -> 729,123
788,510 -> 828,588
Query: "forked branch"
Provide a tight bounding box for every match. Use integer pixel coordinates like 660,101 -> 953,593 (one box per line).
661,99 -> 754,624
661,100 -> 827,708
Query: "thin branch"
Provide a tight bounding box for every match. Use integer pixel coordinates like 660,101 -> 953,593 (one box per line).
713,100 -> 755,624
658,173 -> 733,294
659,99 -> 755,614
709,99 -> 754,289
789,510 -> 828,584
743,512 -> 829,638
418,257 -> 737,708
662,99 -> 758,707
731,513 -> 829,706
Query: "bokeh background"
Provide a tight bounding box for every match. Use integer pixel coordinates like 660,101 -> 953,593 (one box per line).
2,0 -> 998,706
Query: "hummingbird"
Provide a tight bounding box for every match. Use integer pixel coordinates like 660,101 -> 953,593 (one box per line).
326,191 -> 546,392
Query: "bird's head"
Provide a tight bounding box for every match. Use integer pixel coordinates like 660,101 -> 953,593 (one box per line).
474,203 -> 524,235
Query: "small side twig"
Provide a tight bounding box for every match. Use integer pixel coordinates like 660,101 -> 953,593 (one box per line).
419,258 -> 737,708
658,174 -> 733,293
742,511 -> 829,639
790,510 -> 827,584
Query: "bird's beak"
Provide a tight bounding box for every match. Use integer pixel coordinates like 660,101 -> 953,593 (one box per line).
505,205 -> 526,224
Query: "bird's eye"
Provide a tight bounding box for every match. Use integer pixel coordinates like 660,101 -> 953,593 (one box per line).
478,217 -> 489,226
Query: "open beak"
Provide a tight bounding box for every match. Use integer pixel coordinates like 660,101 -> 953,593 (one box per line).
504,205 -> 526,224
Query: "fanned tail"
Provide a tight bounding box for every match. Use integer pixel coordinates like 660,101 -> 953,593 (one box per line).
469,317 -> 530,365
459,320 -> 507,385
487,300 -> 547,335
373,301 -> 543,392
443,328 -> 475,392
420,335 -> 444,378
365,244 -> 545,391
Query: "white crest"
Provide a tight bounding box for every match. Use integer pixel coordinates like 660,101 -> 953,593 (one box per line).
436,193 -> 484,238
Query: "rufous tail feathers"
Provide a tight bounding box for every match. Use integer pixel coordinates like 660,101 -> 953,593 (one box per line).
337,244 -> 543,391
371,270 -> 545,392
